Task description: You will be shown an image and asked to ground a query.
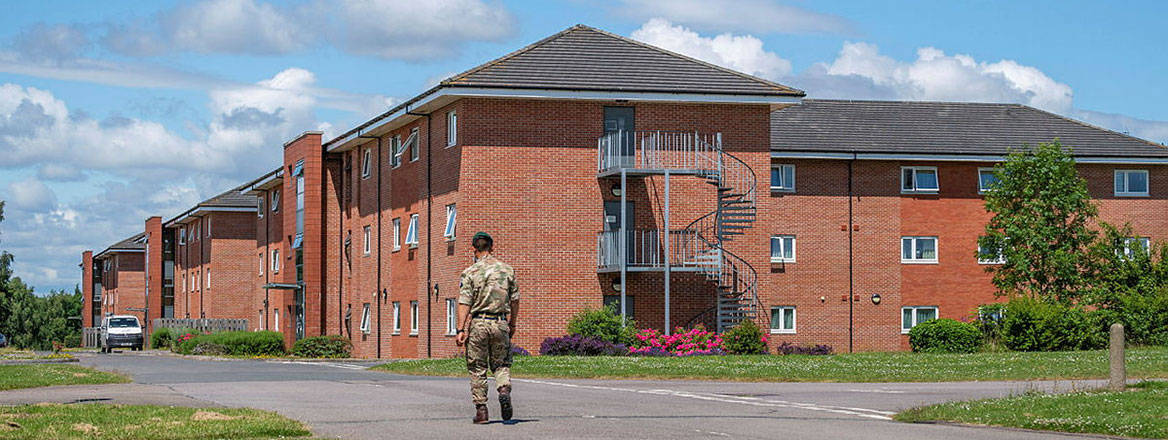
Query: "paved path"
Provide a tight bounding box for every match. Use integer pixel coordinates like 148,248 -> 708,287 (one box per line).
4,351 -> 1122,439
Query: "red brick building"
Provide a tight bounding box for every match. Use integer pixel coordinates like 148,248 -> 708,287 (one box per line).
82,25 -> 1168,356
88,234 -> 147,325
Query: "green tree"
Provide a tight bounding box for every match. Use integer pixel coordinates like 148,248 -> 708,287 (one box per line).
0,200 -> 84,349
1085,222 -> 1168,344
978,141 -> 1098,303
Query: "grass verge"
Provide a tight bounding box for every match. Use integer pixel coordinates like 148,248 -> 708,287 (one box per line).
0,365 -> 129,391
371,347 -> 1168,382
0,404 -> 311,439
894,381 -> 1168,438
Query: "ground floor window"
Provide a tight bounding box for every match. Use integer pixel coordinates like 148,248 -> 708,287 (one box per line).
360,303 -> 371,334
392,302 -> 401,334
445,299 -> 457,335
603,295 -> 634,321
901,306 -> 938,333
770,306 -> 796,334
409,301 -> 419,335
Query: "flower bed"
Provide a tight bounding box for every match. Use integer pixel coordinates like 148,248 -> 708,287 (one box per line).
629,327 -> 725,356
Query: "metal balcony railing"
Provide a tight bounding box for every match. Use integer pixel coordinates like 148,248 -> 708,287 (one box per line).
596,229 -> 719,270
597,130 -> 721,173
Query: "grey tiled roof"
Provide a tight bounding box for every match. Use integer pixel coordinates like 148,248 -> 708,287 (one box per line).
771,100 -> 1168,158
106,233 -> 146,252
200,184 -> 256,208
442,24 -> 803,97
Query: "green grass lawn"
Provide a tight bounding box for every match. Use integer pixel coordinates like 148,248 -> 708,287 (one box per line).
372,347 -> 1168,382
0,404 -> 311,439
895,381 -> 1168,438
0,365 -> 129,391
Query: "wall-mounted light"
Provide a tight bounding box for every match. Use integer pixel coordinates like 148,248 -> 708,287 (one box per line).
819,296 -> 826,303
871,293 -> 881,305
611,277 -> 623,292
611,183 -> 623,197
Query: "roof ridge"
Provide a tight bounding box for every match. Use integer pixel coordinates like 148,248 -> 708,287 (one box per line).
442,24 -> 588,86
804,98 -> 1022,107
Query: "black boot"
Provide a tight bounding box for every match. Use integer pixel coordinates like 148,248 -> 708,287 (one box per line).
498,385 -> 513,421
473,404 -> 489,424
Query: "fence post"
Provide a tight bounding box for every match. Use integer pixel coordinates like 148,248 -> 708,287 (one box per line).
1109,323 -> 1126,391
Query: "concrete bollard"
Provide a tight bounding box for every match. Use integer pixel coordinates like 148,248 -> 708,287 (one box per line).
1109,323 -> 1125,392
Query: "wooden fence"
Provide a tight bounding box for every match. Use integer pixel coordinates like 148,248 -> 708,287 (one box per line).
152,318 -> 249,333
82,327 -> 101,348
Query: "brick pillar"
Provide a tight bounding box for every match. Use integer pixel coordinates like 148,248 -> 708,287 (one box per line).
81,250 -> 94,329
283,131 -> 326,341
145,217 -> 163,336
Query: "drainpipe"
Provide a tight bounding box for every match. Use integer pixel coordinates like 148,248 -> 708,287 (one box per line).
358,133 -> 384,358
847,152 -> 856,353
407,108 -> 433,358
264,190 -> 270,330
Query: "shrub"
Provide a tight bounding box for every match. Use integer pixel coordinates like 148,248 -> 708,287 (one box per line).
1002,297 -> 1105,351
63,333 -> 81,348
539,335 -> 627,356
292,335 -> 352,358
151,328 -> 173,350
775,342 -> 832,355
722,320 -> 767,355
975,303 -> 1007,346
510,345 -> 530,356
908,318 -> 982,353
177,331 -> 286,356
1091,286 -> 1168,346
629,326 -> 724,356
566,305 -> 637,345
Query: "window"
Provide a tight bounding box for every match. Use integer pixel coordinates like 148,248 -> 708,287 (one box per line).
409,128 -> 420,162
978,167 -> 999,193
446,111 -> 457,147
405,214 -> 419,247
446,299 -> 457,335
271,249 -> 280,273
181,274 -> 186,292
274,309 -> 279,331
392,218 -> 401,251
977,243 -> 1005,265
770,306 -> 796,334
770,164 -> 795,192
602,295 -> 634,320
257,198 -> 264,218
195,270 -> 200,290
359,303 -> 371,334
205,269 -> 210,290
901,236 -> 938,263
390,135 -> 402,168
444,204 -> 457,239
363,226 -> 371,255
258,253 -> 264,276
392,302 -> 401,334
1121,237 -> 1151,258
179,228 -> 186,245
901,166 -> 939,193
1114,170 -> 1149,196
770,235 -> 795,263
206,215 -> 212,238
902,306 -> 938,333
271,190 -> 280,212
194,224 -> 199,241
409,301 -> 419,335
361,148 -> 372,179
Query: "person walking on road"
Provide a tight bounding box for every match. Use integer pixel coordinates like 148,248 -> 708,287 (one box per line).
455,232 -> 519,424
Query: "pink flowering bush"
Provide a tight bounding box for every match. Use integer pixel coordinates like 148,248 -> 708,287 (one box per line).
629,326 -> 726,356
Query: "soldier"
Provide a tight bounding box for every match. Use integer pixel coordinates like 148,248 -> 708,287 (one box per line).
455,232 -> 519,424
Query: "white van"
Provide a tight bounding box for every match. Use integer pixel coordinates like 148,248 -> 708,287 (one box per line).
100,315 -> 143,353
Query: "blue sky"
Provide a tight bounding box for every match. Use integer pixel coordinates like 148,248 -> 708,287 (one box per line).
0,0 -> 1165,293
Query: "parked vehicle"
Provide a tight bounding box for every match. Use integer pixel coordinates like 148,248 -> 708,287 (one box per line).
100,315 -> 143,353
0,332 -> 7,348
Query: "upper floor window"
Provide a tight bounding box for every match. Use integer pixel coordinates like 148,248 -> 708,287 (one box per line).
444,204 -> 457,240
1114,170 -> 1149,196
392,218 -> 402,251
361,147 -> 372,179
406,214 -> 419,247
257,198 -> 265,218
390,135 -> 403,168
178,229 -> 186,245
770,235 -> 795,263
901,236 -> 938,264
271,249 -> 280,273
409,128 -> 420,162
901,166 -> 939,193
1121,237 -> 1151,258
363,226 -> 371,255
447,111 -> 457,147
271,190 -> 281,212
258,253 -> 264,276
770,164 -> 795,192
978,167 -> 999,193
206,215 -> 212,238
977,242 -> 1005,265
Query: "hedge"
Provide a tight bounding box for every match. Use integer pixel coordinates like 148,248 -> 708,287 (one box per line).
176,331 -> 286,356
291,335 -> 352,358
908,318 -> 982,353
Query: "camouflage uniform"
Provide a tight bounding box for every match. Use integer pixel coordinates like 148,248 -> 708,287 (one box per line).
459,255 -> 519,405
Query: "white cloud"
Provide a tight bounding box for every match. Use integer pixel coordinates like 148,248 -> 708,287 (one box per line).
331,0 -> 517,61
5,176 -> 57,212
613,0 -> 854,35
631,19 -> 792,80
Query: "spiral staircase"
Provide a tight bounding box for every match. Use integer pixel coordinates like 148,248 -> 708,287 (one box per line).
597,130 -> 761,332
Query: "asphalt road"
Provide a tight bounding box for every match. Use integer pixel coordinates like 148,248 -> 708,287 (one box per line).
10,351 -> 1119,439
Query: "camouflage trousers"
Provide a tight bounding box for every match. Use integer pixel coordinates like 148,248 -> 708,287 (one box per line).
465,317 -> 512,404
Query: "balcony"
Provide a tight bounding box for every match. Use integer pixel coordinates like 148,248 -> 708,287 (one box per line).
597,130 -> 721,176
596,229 -> 718,273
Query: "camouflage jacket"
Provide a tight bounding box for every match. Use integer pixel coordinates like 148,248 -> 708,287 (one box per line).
458,255 -> 519,316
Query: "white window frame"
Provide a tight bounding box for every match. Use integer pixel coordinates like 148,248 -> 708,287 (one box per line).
405,214 -> 419,247
193,224 -> 199,242
902,306 -> 939,333
360,303 -> 371,334
271,190 -> 280,212
1121,237 -> 1151,258
445,298 -> 457,335
977,243 -> 1006,265
901,166 -> 939,194
770,164 -> 795,192
178,228 -> 186,245
409,128 -> 420,162
361,147 -> 372,179
1114,169 -> 1149,197
770,235 -> 795,263
205,269 -> 210,290
363,226 -> 371,256
392,218 -> 401,251
271,249 -> 280,273
977,167 -> 999,194
446,111 -> 457,147
770,306 -> 796,334
258,253 -> 264,276
443,204 -> 456,240
206,215 -> 212,238
392,302 -> 401,334
390,135 -> 403,168
901,236 -> 938,264
409,301 -> 419,335
257,198 -> 265,218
